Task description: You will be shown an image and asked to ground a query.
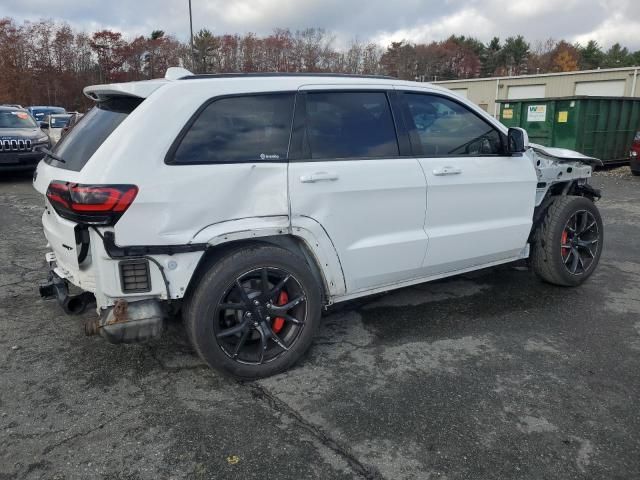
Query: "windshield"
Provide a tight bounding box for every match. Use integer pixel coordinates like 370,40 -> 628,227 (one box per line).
0,111 -> 37,128
48,97 -> 142,171
49,115 -> 72,128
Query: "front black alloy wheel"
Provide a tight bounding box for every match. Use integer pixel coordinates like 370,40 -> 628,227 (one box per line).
184,245 -> 321,379
531,195 -> 603,286
560,210 -> 599,276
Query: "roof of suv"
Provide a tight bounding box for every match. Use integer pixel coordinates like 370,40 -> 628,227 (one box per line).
180,72 -> 395,80
83,67 -> 451,102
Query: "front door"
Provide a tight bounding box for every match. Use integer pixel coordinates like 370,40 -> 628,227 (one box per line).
399,91 -> 537,274
289,88 -> 428,292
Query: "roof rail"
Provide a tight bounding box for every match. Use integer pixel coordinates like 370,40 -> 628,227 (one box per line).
178,72 -> 396,80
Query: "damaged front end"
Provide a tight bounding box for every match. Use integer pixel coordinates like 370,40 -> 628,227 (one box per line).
529,143 -> 603,207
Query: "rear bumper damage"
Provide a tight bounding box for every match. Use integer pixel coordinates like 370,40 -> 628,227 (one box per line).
40,262 -> 165,344
84,298 -> 165,344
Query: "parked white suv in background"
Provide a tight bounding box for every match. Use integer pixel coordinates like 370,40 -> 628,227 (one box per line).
34,68 -> 603,378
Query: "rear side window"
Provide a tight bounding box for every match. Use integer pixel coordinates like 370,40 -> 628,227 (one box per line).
170,94 -> 295,164
50,97 -> 142,171
403,93 -> 504,156
303,92 -> 399,159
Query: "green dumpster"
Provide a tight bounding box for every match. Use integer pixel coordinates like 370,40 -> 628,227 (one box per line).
497,96 -> 640,165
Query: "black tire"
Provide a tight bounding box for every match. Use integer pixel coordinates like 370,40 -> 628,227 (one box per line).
183,244 -> 322,379
531,195 -> 603,286
631,169 -> 640,176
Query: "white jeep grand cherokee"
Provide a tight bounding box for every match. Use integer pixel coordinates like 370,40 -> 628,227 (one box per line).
34,68 -> 603,378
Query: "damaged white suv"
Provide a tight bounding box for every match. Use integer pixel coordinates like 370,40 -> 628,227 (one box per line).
35,68 -> 603,378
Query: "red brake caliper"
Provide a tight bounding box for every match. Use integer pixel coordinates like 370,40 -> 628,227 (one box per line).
272,290 -> 288,334
561,229 -> 569,257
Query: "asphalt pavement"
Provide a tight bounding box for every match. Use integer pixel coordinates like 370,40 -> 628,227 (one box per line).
1,170 -> 639,479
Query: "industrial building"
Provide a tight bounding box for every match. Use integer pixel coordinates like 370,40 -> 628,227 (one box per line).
433,66 -> 640,118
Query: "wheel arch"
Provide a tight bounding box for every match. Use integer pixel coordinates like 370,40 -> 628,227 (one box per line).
530,180 -> 601,242
183,234 -> 345,307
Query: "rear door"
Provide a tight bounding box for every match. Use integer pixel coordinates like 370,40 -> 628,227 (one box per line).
398,91 -> 537,274
288,87 -> 428,292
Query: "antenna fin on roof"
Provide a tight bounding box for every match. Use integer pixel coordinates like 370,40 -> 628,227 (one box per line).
165,67 -> 193,80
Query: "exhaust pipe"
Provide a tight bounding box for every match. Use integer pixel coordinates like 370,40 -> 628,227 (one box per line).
40,272 -> 95,315
62,292 -> 95,315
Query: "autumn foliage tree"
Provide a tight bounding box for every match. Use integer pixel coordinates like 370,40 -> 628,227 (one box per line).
0,16 -> 638,108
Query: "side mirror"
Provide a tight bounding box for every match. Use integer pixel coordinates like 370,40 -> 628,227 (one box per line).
40,122 -> 49,130
507,127 -> 529,154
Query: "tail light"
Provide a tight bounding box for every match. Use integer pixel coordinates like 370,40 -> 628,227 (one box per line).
46,181 -> 138,225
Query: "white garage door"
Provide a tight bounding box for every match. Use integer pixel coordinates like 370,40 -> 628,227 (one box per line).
449,88 -> 468,98
507,84 -> 545,100
575,80 -> 626,96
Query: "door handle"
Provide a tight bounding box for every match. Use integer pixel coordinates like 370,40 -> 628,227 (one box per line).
433,166 -> 462,176
300,172 -> 339,183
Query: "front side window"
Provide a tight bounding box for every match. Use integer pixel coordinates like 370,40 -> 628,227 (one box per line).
171,94 -> 295,164
304,92 -> 399,159
403,93 -> 504,156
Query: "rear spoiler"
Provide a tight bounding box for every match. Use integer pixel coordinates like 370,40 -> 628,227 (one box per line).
83,68 -> 194,102
83,79 -> 168,102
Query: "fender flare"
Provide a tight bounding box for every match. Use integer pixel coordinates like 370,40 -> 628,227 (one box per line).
190,215 -> 346,298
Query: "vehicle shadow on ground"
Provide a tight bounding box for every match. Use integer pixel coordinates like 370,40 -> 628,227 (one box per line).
141,262 -> 584,378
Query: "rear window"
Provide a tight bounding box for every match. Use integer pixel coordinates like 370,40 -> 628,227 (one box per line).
303,92 -> 399,159
48,97 -> 142,171
169,94 -> 295,164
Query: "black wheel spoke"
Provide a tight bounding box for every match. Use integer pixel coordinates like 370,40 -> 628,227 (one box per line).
219,302 -> 246,311
578,211 -> 588,234
579,220 -> 596,235
264,324 -> 289,351
266,274 -> 291,300
570,248 -> 580,273
257,326 -> 267,364
564,249 -> 574,265
282,313 -> 304,325
260,268 -> 270,295
234,279 -> 252,305
217,320 -> 249,338
232,327 -> 252,358
269,296 -> 306,314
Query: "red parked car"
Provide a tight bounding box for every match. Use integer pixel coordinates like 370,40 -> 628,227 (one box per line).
631,131 -> 640,176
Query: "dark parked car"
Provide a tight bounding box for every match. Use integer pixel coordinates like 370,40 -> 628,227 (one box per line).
630,131 -> 640,176
0,106 -> 49,171
26,106 -> 66,125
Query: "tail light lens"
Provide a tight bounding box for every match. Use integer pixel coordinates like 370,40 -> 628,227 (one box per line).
46,181 -> 138,225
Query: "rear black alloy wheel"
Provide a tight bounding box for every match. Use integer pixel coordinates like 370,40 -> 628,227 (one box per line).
184,245 -> 321,378
560,210 -> 599,276
215,267 -> 307,365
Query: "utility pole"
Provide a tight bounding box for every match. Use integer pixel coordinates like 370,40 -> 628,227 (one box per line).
189,0 -> 195,69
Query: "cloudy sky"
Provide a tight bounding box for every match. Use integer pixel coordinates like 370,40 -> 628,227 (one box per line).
2,0 -> 640,50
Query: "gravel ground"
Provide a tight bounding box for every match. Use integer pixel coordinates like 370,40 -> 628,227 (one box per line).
1,170 -> 639,480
